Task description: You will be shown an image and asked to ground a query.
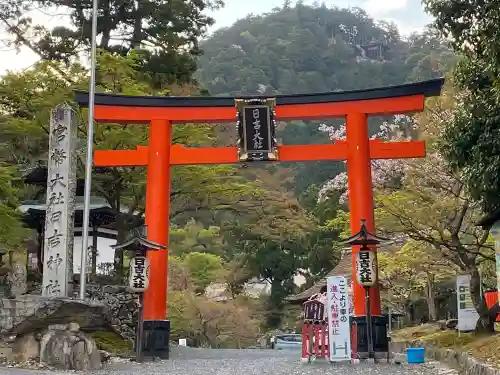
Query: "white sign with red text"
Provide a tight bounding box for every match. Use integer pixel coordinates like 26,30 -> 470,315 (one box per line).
326,276 -> 351,362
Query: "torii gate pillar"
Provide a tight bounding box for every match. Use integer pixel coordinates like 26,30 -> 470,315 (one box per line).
143,119 -> 172,319
346,112 -> 380,317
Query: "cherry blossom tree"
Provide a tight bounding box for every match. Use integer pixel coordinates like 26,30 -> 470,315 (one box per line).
317,114 -> 413,203
376,88 -> 494,331
319,87 -> 495,330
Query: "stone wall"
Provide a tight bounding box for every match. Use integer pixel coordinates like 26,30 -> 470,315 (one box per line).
80,284 -> 138,341
0,285 -> 138,342
0,295 -> 40,333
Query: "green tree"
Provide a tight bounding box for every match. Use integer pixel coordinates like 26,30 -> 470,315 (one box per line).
0,60 -> 87,167
169,219 -> 224,257
376,157 -> 493,329
0,165 -> 29,249
378,240 -> 456,321
423,0 -> 500,213
182,252 -> 225,293
0,52 -> 256,276
220,188 -> 321,328
169,291 -> 259,348
168,256 -> 193,292
0,0 -> 223,87
375,90 -> 495,330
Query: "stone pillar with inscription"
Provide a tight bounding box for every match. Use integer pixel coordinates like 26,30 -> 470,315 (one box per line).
42,104 -> 77,297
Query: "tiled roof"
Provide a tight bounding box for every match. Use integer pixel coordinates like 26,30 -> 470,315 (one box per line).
287,249 -> 391,303
287,251 -> 353,303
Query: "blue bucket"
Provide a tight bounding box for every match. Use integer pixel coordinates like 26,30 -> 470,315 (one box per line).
407,347 -> 425,364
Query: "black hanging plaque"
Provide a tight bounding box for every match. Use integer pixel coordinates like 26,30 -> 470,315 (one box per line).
235,98 -> 278,162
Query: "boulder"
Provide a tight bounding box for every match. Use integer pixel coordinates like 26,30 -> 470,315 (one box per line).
445,318 -> 458,330
10,332 -> 39,362
2,297 -> 108,337
0,293 -> 136,368
40,326 -> 101,370
4,323 -> 102,371
0,285 -> 139,343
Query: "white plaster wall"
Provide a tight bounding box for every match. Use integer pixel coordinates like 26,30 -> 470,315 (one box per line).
69,239 -> 311,282
72,236 -> 116,274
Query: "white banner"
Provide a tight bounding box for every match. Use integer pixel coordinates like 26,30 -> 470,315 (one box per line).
456,274 -> 479,331
128,257 -> 150,292
326,276 -> 351,361
355,250 -> 377,287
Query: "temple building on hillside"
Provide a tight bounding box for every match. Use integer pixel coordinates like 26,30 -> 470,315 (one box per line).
358,39 -> 390,60
205,275 -> 306,302
286,250 -> 354,305
205,279 -> 272,302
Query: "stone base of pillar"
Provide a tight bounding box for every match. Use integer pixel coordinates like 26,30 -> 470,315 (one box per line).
351,315 -> 388,358
355,352 -> 389,360
135,320 -> 170,359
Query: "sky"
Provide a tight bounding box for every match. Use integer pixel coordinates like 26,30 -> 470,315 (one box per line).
214,0 -> 431,33
0,0 -> 432,75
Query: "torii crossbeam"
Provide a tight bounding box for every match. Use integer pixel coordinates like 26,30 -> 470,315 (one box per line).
75,78 -> 444,355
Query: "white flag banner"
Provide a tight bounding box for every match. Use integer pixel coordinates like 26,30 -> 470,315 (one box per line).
128,256 -> 150,292
326,276 -> 351,361
456,274 -> 479,331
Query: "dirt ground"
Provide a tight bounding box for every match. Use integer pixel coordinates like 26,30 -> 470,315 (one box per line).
0,348 -> 461,375
392,324 -> 500,368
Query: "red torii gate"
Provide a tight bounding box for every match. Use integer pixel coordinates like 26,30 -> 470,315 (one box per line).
75,78 -> 443,351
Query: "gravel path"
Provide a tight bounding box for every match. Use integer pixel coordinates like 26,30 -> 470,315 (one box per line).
0,347 -> 459,375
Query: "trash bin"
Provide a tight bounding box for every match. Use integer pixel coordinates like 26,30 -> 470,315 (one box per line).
407,347 -> 425,364
143,320 -> 170,359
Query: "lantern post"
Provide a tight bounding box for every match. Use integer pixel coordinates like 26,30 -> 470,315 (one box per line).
111,225 -> 166,362
340,219 -> 390,360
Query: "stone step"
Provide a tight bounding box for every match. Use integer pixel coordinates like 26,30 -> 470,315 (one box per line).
1,299 -> 35,306
0,299 -> 16,308
0,301 -> 38,315
14,299 -> 37,305
15,294 -> 42,302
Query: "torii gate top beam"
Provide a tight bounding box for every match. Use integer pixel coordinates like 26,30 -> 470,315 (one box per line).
75,78 -> 444,123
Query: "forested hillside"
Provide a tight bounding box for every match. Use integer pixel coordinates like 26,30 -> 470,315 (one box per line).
196,3 -> 456,199
197,3 -> 454,95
